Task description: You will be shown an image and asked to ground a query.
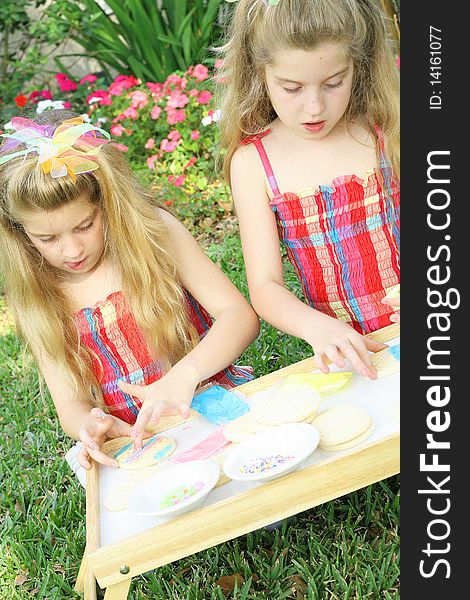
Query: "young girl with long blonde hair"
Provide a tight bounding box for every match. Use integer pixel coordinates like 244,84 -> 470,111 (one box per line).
217,0 -> 400,378
0,109 -> 259,469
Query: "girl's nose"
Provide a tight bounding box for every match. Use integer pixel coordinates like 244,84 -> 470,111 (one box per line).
62,236 -> 84,259
305,91 -> 325,117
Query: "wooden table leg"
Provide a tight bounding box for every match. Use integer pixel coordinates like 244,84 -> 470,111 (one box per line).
103,579 -> 131,600
76,462 -> 101,598
75,551 -> 88,593
84,566 -> 98,600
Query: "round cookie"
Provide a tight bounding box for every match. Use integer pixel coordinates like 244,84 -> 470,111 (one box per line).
222,412 -> 269,443
313,403 -> 372,448
371,344 -> 400,378
251,381 -> 321,426
104,467 -> 158,512
319,421 -> 375,452
103,434 -> 176,470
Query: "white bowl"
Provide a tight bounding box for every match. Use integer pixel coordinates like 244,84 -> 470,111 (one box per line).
223,422 -> 320,482
127,460 -> 220,518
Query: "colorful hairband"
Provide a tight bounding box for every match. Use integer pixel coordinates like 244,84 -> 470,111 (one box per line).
0,116 -> 110,182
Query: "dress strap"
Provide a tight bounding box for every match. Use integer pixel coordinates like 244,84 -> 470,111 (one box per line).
373,124 -> 386,154
241,130 -> 281,197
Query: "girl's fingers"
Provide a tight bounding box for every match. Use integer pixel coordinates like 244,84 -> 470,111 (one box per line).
313,353 -> 330,374
79,427 -> 100,452
345,339 -> 377,379
78,444 -> 92,470
364,338 -> 388,353
117,380 -> 146,400
324,345 -> 346,369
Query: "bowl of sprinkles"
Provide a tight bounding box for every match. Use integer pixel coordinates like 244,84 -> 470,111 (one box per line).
223,423 -> 320,482
127,460 -> 220,518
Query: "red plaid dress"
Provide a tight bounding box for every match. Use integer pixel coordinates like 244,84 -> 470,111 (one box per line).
244,128 -> 400,334
75,291 -> 253,424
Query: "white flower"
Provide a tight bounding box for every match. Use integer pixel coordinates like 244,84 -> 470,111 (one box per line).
87,96 -> 103,105
36,100 -> 68,114
3,121 -> 14,130
81,113 -> 91,123
95,117 -> 108,124
201,109 -> 222,126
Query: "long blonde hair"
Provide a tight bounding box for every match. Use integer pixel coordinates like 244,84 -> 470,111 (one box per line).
216,0 -> 400,181
0,110 -> 198,406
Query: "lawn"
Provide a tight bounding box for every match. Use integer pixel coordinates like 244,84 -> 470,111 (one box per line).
0,229 -> 400,599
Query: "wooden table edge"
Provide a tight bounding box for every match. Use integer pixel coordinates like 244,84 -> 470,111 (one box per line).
89,432 -> 399,589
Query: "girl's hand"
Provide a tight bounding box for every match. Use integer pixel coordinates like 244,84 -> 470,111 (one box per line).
305,314 -> 388,379
78,408 -> 134,470
117,364 -> 198,450
381,295 -> 400,323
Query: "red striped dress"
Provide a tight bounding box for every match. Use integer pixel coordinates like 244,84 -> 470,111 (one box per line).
243,128 -> 400,334
75,291 -> 253,424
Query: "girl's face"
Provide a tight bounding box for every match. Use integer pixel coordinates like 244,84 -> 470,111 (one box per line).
264,43 -> 354,139
21,195 -> 106,280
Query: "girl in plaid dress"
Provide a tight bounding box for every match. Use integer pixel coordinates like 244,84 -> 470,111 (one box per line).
218,0 -> 400,378
0,110 -> 259,469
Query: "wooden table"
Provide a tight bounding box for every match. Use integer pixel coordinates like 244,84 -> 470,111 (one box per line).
75,324 -> 400,599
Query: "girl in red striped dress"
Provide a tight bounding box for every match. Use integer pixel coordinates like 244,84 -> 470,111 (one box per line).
0,109 -> 259,469
217,0 -> 400,378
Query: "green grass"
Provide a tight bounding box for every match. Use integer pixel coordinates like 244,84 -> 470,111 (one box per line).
0,232 -> 400,599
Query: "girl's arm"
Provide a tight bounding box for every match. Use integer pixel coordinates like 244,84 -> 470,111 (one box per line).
35,350 -> 133,469
118,210 -> 260,445
230,144 -> 387,378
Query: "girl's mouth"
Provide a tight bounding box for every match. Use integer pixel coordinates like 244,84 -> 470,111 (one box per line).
66,258 -> 87,270
303,121 -> 325,133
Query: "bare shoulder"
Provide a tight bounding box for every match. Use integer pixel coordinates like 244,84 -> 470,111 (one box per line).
156,207 -> 189,235
230,141 -> 269,204
230,142 -> 263,177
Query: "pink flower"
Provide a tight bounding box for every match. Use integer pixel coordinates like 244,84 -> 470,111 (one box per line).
129,90 -> 148,109
166,108 -> 186,125
147,82 -> 163,94
110,124 -> 126,137
122,106 -> 138,119
214,59 -> 224,69
168,175 -> 174,183
29,89 -> 53,103
145,138 -> 156,150
113,143 -> 129,152
147,154 -> 159,169
56,73 -> 77,92
168,129 -> 181,142
151,105 -> 162,120
184,156 -> 197,170
192,64 -> 209,81
197,90 -> 212,105
190,130 -> 200,140
165,74 -> 182,86
160,139 -> 178,152
87,89 -> 112,105
174,175 -> 186,187
80,74 -> 98,85
188,89 -> 199,97
108,75 -> 140,96
167,91 -> 189,109
63,102 -> 72,109
164,200 -> 173,206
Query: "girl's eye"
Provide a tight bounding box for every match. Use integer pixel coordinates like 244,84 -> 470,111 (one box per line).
39,237 -> 56,244
325,80 -> 344,89
78,222 -> 93,232
283,87 -> 301,94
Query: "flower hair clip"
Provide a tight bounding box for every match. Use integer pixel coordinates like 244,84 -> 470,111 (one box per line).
0,116 -> 110,182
